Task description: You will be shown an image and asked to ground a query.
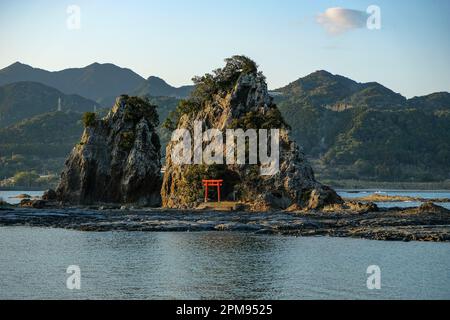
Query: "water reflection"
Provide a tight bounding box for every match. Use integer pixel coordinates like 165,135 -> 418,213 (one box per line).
1,228 -> 449,300
151,232 -> 283,299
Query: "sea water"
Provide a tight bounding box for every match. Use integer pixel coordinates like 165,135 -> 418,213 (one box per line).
0,228 -> 449,300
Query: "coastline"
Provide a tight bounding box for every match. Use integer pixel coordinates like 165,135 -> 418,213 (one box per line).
324,179 -> 450,190
1,203 -> 449,242
343,194 -> 450,203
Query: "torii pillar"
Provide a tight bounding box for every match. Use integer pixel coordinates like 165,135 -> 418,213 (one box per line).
202,179 -> 223,203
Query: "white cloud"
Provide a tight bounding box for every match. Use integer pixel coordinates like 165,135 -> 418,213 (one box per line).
317,7 -> 368,35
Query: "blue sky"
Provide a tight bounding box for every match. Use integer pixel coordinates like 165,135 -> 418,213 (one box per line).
0,0 -> 449,97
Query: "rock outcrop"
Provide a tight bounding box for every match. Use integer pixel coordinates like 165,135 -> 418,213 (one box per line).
19,199 -> 46,209
414,202 -> 450,215
1,206 -> 450,241
42,189 -> 57,201
56,95 -> 162,206
161,56 -> 342,210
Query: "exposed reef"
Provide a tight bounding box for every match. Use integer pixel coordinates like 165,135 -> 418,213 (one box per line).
345,194 -> 450,203
0,202 -> 449,242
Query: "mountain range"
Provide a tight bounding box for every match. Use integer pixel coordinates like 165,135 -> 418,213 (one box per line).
0,62 -> 194,106
274,70 -> 450,110
0,62 -> 449,184
274,70 -> 450,182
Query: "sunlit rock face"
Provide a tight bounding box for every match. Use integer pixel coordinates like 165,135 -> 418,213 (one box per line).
57,95 -> 162,206
161,56 -> 342,210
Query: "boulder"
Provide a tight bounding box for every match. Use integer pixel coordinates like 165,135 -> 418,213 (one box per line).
307,186 -> 344,210
20,199 -> 46,209
42,189 -> 57,201
417,202 -> 450,214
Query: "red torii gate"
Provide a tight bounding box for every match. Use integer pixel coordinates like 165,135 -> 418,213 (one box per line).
202,179 -> 223,203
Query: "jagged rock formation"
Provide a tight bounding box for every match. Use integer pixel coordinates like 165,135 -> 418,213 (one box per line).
56,95 -> 162,206
161,56 -> 342,210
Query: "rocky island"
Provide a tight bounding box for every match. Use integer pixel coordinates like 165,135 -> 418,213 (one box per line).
0,56 -> 449,243
161,56 -> 342,210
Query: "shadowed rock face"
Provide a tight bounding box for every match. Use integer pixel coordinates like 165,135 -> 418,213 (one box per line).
161,56 -> 342,210
56,95 -> 162,206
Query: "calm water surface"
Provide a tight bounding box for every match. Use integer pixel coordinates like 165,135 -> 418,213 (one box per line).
0,227 -> 449,300
2,190 -> 450,208
0,191 -> 44,204
338,190 -> 450,209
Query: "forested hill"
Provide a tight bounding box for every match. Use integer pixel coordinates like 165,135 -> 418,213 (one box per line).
0,81 -> 99,127
1,66 -> 449,185
275,71 -> 450,181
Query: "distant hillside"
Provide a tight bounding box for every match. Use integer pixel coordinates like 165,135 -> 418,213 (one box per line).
0,62 -> 193,106
275,71 -> 450,181
0,81 -> 98,127
0,111 -> 84,178
0,62 -> 144,105
0,110 -> 82,146
408,92 -> 450,110
0,95 -> 180,179
276,70 -> 406,110
133,76 -> 194,99
148,95 -> 179,120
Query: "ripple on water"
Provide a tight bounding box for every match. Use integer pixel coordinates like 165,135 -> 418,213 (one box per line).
0,227 -> 449,300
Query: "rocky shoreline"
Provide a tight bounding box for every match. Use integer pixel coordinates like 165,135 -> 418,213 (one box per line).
1,202 -> 449,242
344,194 -> 450,203
1,57 -> 448,243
